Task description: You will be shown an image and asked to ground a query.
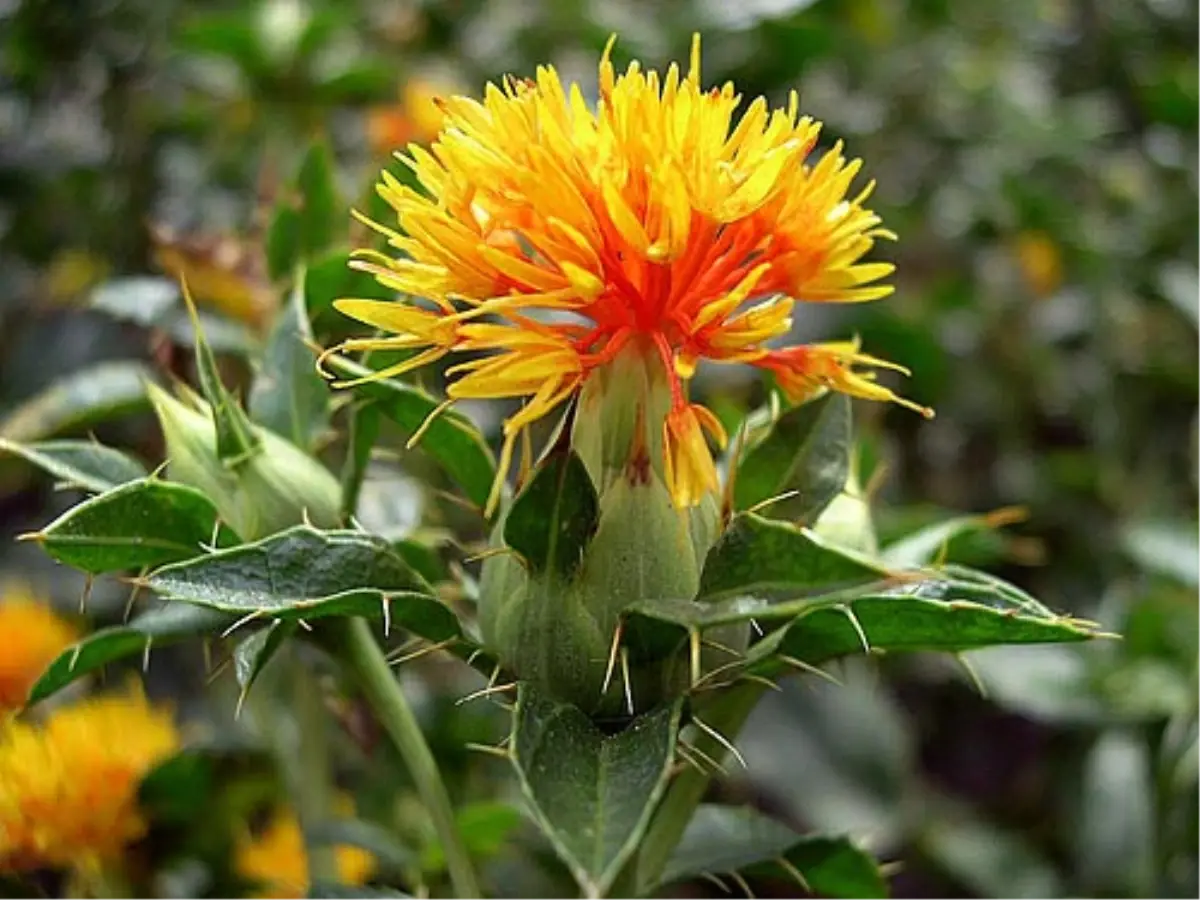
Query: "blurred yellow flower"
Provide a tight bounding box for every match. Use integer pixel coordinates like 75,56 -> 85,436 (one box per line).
0,588 -> 79,712
0,687 -> 179,873
235,808 -> 376,898
1013,230 -> 1064,297
367,77 -> 460,156
331,35 -> 931,513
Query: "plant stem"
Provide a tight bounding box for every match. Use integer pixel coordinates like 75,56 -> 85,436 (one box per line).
332,617 -> 481,898
632,682 -> 766,894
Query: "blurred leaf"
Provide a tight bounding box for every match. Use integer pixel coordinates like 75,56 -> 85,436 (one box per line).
421,803 -> 523,873
511,686 -> 681,897
733,394 -> 851,522
391,537 -> 448,585
661,805 -> 886,898
698,513 -> 890,600
1075,730 -> 1155,895
248,275 -> 329,449
882,508 -> 1025,568
176,12 -> 267,82
28,603 -> 231,705
29,478 -> 239,574
309,887 -> 410,899
0,361 -> 154,442
233,621 -> 294,704
965,645 -> 1106,724
1121,520 -> 1199,587
297,140 -> 340,259
504,450 -> 598,577
921,804 -> 1063,898
0,438 -> 147,493
326,357 -> 496,510
303,250 -> 393,335
266,205 -> 302,282
146,526 -> 464,632
90,277 -> 257,353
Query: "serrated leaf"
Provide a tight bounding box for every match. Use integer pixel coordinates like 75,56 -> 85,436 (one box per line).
326,357 -> 495,510
0,361 -> 154,442
661,805 -> 886,898
146,526 -> 462,634
248,275 -> 329,449
733,393 -> 851,521
511,685 -> 681,897
747,587 -> 1102,675
30,478 -> 239,574
0,438 -> 147,493
28,603 -> 230,705
504,450 -> 598,577
233,621 -> 295,701
698,513 -> 891,601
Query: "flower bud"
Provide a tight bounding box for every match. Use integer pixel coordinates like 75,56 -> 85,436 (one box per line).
147,383 -> 341,541
479,344 -> 735,718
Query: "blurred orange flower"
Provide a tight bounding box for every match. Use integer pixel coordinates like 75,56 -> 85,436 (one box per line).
235,807 -> 375,898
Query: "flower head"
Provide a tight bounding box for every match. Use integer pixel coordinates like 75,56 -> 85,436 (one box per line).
330,35 -> 931,512
0,687 -> 179,873
0,588 -> 79,713
235,807 -> 375,899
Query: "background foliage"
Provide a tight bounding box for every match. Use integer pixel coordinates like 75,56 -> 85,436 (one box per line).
0,0 -> 1195,897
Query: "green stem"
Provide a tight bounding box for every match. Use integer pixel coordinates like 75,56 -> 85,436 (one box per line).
332,617 -> 481,898
633,682 -> 766,894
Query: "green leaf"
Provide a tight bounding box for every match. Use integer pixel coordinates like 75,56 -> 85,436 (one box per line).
420,802 -> 523,874
698,513 -> 890,601
304,250 -> 393,337
747,583 -> 1103,675
504,450 -> 598,577
91,277 -> 256,354
297,140 -> 340,258
309,886 -> 410,899
510,685 -> 681,897
732,393 -> 851,521
248,274 -> 329,450
139,743 -> 277,825
187,296 -> 261,465
0,361 -> 154,442
882,510 -> 1020,568
661,805 -> 886,898
326,357 -> 495,510
29,478 -> 238,574
339,401 -> 380,519
146,526 -> 462,633
233,621 -> 295,704
0,438 -> 147,493
28,603 -> 230,705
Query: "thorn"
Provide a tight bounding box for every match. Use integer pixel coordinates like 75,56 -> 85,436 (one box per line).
15,530 -> 43,543
385,635 -> 424,660
68,641 -> 84,673
205,656 -> 232,685
464,648 -> 485,668
389,638 -> 458,667
952,652 -> 988,699
142,637 -> 153,673
691,657 -> 747,690
201,638 -> 213,675
690,629 -> 702,688
601,620 -> 624,699
728,870 -> 755,898
836,604 -> 872,654
699,872 -> 734,894
721,420 -> 750,521
878,860 -> 904,878
700,637 -> 744,660
79,575 -> 93,614
680,740 -> 728,776
675,742 -> 710,775
620,647 -> 634,716
778,655 -> 843,686
750,617 -> 763,637
776,856 -> 812,894
456,682 -> 517,706
209,517 -> 223,550
747,489 -> 801,517
465,742 -> 513,760
235,687 -> 249,720
462,546 -> 522,565
220,610 -> 264,638
692,716 -> 747,769
123,577 -> 145,624
380,593 -> 393,637
736,673 -> 782,692
295,618 -> 313,632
